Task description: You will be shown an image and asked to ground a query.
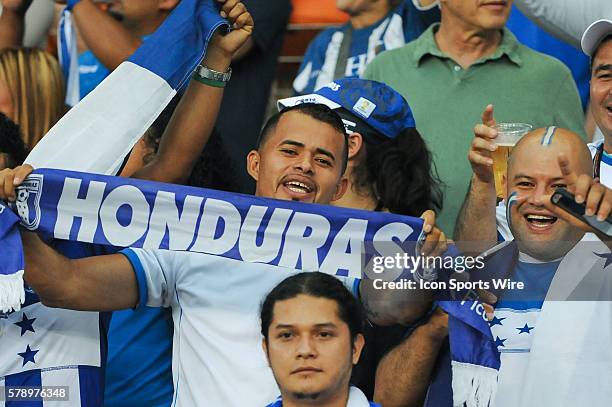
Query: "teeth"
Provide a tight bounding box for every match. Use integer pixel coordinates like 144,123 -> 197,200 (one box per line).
286,181 -> 311,193
527,215 -> 554,220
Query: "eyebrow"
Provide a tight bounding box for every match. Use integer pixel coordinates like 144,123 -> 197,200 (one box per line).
279,140 -> 336,163
273,322 -> 338,330
594,64 -> 612,74
513,174 -> 565,183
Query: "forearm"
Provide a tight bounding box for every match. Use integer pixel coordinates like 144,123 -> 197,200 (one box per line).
374,317 -> 448,407
132,49 -> 230,184
0,8 -> 26,48
21,230 -> 138,311
454,175 -> 498,252
72,0 -> 141,70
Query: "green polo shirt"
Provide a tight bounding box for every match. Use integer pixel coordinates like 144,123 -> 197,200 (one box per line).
364,24 -> 585,236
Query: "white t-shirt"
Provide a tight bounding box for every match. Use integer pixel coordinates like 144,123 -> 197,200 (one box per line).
122,248 -> 359,407
496,141 -> 611,240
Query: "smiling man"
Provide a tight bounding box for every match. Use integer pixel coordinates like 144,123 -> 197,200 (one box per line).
247,105 -> 348,204
443,127 -> 612,406
364,0 -> 585,235
261,272 -> 378,407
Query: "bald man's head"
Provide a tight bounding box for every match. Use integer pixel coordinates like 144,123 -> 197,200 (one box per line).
508,127 -> 592,179
504,127 -> 590,261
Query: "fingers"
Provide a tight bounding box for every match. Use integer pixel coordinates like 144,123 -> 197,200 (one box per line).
584,180 -> 604,216
574,174 -> 593,204
596,188 -> 612,221
419,210 -> 448,257
232,10 -> 252,30
0,165 -> 32,202
473,123 -> 498,140
1,170 -> 16,202
14,164 -> 33,184
481,104 -> 496,128
218,0 -> 240,18
557,154 -> 578,192
420,209 -> 434,233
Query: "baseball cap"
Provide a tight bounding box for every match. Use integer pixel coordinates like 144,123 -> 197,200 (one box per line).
277,78 -> 416,144
581,19 -> 612,57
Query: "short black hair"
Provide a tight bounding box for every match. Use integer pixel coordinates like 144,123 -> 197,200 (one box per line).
260,272 -> 365,344
0,113 -> 28,167
257,104 -> 349,174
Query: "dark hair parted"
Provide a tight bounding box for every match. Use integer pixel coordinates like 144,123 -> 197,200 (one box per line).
257,103 -> 349,174
260,272 -> 365,343
354,128 -> 443,216
0,113 -> 28,167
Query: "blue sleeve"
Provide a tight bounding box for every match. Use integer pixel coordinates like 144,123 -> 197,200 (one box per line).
119,248 -> 149,309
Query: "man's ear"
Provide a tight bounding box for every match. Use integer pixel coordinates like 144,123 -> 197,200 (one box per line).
352,334 -> 365,365
262,338 -> 270,364
158,0 -> 180,12
331,177 -> 349,202
347,132 -> 364,160
247,150 -> 261,182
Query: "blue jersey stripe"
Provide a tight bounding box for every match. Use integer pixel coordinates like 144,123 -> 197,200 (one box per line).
78,366 -> 104,407
120,249 -> 148,309
5,369 -> 42,407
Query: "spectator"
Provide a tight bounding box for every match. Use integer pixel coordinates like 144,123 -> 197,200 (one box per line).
0,47 -> 65,149
215,0 -> 291,194
0,0 -> 55,49
260,272 -> 378,407
456,19 -> 612,246
0,112 -> 27,170
0,2 -> 253,407
293,0 -> 439,95
58,0 -> 180,102
437,128 -> 612,407
278,78 -> 446,401
364,0 -> 586,235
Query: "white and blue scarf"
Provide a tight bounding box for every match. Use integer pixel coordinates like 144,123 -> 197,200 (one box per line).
0,0 -> 501,403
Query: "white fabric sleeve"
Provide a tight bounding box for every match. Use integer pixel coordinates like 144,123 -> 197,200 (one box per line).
496,201 -> 514,242
513,0 -> 612,49
120,248 -> 179,308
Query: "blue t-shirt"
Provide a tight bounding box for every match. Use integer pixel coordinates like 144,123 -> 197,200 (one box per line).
425,250 -> 561,407
78,50 -> 110,100
293,0 -> 439,95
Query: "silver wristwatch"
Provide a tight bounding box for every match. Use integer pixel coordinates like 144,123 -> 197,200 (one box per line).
195,64 -> 232,83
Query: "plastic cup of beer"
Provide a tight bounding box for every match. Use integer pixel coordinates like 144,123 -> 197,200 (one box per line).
492,123 -> 533,197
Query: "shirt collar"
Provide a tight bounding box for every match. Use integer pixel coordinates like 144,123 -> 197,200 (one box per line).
412,23 -> 522,67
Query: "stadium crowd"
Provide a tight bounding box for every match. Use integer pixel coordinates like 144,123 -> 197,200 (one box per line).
0,0 -> 611,406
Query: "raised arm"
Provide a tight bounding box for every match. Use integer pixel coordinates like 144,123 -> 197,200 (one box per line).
20,230 -> 138,311
131,0 -> 254,184
454,105 -> 499,252
0,0 -> 32,48
62,0 -> 143,70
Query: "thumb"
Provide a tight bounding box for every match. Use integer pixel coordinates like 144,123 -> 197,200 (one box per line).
482,104 -> 496,128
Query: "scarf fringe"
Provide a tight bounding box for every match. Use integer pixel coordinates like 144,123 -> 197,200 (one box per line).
452,361 -> 498,407
0,270 -> 25,313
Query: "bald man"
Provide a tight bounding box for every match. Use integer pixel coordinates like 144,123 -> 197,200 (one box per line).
455,106 -> 612,248
423,127 -> 612,407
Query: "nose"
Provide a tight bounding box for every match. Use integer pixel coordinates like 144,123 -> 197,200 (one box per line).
527,183 -> 547,207
296,335 -> 317,359
294,153 -> 314,175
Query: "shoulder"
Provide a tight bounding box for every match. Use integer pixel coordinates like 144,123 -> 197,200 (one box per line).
513,42 -> 573,77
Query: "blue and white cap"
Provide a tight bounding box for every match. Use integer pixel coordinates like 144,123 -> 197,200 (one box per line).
278,78 -> 416,143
